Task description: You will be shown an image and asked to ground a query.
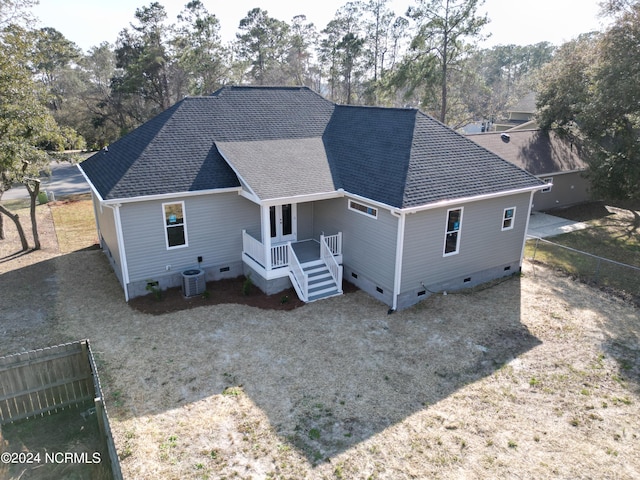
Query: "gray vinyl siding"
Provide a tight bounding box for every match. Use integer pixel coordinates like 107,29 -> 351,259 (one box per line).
313,197 -> 398,295
94,196 -> 123,284
401,192 -> 532,292
297,202 -> 314,240
120,192 -> 260,282
533,171 -> 591,211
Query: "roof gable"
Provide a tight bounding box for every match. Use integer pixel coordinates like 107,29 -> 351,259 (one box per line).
217,138 -> 335,200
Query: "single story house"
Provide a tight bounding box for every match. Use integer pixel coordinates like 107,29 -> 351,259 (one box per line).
467,129 -> 591,211
79,86 -> 546,311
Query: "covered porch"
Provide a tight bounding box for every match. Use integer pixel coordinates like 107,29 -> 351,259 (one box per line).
242,230 -> 343,302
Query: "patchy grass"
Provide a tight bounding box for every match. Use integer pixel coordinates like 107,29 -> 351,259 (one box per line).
547,202 -> 639,266
525,202 -> 640,303
0,197 -> 31,211
1,197 -> 639,479
49,194 -> 98,253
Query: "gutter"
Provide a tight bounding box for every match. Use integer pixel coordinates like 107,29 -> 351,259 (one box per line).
102,187 -> 242,205
395,184 -> 548,215
260,191 -> 342,207
77,164 -> 242,205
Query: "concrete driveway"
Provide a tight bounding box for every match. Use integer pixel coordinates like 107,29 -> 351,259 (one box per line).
2,161 -> 89,201
527,211 -> 590,238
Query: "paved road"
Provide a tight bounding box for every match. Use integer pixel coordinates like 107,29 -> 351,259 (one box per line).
2,161 -> 90,201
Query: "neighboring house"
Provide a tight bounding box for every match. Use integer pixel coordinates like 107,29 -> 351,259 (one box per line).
493,92 -> 538,132
79,86 -> 546,311
467,129 -> 591,211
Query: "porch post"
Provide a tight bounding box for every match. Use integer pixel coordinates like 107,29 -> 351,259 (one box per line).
261,204 -> 271,270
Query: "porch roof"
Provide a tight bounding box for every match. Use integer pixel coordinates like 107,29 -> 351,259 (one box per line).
216,138 -> 336,201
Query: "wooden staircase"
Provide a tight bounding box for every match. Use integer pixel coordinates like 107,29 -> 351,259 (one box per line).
302,259 -> 341,302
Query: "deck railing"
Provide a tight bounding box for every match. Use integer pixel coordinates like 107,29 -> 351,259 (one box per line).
321,234 -> 343,292
271,243 -> 289,268
243,230 -> 289,269
287,243 -> 308,301
242,230 -> 266,267
324,232 -> 342,255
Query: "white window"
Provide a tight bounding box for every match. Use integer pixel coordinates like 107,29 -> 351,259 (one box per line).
163,201 -> 188,249
443,207 -> 463,256
502,207 -> 516,231
541,178 -> 553,192
348,200 -> 378,218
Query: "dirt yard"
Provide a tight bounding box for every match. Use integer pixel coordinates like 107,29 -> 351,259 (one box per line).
1,202 -> 639,479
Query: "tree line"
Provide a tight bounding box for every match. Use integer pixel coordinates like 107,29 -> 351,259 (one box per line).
23,0 -> 555,148
1,0 -> 638,252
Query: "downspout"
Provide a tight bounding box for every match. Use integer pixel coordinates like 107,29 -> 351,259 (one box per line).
519,190 -> 536,269
390,209 -> 406,313
106,203 -> 130,301
91,193 -> 102,249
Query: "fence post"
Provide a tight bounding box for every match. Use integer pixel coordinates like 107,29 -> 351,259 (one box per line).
532,237 -> 539,262
94,396 -> 106,437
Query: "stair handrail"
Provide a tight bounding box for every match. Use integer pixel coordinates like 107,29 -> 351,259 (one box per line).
320,234 -> 343,293
287,242 -> 308,301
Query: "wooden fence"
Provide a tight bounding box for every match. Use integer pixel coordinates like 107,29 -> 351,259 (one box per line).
0,341 -> 93,423
86,340 -> 124,480
0,340 -> 123,480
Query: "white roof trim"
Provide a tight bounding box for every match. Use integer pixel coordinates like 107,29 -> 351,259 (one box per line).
78,162 -> 243,205
77,163 -> 104,203
260,190 -> 342,207
100,187 -> 242,205
215,146 -> 261,202
397,184 -> 548,214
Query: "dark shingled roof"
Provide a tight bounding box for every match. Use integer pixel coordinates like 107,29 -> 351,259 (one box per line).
80,85 -> 544,208
467,129 -> 589,176
79,86 -> 334,200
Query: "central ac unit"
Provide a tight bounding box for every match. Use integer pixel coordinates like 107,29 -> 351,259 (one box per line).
181,269 -> 205,297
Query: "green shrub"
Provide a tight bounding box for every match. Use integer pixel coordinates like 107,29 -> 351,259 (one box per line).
242,274 -> 253,296
145,280 -> 162,300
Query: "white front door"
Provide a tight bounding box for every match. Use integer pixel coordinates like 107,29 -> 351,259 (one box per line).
270,204 -> 296,243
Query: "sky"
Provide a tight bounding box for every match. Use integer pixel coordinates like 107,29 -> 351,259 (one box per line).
32,0 -> 608,53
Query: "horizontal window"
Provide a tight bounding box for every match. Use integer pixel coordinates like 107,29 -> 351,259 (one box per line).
348,200 -> 378,218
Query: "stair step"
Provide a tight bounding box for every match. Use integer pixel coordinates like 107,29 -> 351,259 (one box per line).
302,259 -> 324,268
309,284 -> 336,295
308,272 -> 332,283
309,279 -> 336,292
290,257 -> 343,303
308,288 -> 340,302
305,267 -> 329,277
